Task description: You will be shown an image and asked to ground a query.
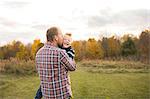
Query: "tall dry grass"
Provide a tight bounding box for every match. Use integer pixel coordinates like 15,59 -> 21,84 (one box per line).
79,60 -> 150,73
0,58 -> 36,75
0,58 -> 149,74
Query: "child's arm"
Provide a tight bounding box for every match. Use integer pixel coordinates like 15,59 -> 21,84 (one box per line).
61,46 -> 75,59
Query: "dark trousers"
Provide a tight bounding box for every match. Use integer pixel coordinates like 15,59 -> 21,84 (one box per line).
35,86 -> 42,99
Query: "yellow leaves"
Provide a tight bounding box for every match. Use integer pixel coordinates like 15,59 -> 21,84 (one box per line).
72,38 -> 104,60
107,36 -> 121,56
31,39 -> 41,59
72,41 -> 85,60
86,38 -> 104,59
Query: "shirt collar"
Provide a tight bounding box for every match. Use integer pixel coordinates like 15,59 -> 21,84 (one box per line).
45,42 -> 58,48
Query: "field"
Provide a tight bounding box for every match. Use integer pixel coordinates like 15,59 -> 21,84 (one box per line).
0,60 -> 150,99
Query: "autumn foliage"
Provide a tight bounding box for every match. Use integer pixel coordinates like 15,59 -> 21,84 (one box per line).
0,30 -> 149,63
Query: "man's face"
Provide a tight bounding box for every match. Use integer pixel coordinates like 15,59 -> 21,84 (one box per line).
56,29 -> 64,48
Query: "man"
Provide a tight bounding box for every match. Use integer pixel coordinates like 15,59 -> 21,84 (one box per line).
36,27 -> 76,99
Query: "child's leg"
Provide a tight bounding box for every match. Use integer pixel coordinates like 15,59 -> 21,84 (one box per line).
35,85 -> 42,99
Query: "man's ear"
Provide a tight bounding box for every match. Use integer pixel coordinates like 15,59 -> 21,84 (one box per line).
54,35 -> 58,41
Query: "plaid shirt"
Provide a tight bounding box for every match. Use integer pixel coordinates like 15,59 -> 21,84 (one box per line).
36,43 -> 76,99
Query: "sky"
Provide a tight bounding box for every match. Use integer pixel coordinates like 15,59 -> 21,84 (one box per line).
0,0 -> 150,45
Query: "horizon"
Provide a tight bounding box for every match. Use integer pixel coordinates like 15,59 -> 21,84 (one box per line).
0,29 -> 146,46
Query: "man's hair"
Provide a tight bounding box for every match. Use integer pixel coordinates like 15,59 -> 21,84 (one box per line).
46,27 -> 59,41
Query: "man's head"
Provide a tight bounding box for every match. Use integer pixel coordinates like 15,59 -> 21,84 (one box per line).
46,27 -> 63,47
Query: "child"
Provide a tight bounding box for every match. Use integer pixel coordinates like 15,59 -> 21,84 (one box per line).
62,33 -> 75,59
35,33 -> 75,99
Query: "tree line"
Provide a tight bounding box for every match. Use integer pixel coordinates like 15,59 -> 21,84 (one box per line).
0,29 -> 149,63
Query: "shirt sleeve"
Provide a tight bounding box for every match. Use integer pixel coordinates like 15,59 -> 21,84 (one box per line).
60,50 -> 76,71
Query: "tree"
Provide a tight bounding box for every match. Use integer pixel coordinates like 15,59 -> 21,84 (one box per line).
72,40 -> 86,60
85,38 -> 104,59
138,30 -> 150,63
0,47 -> 5,59
102,37 -> 109,57
107,36 -> 121,57
31,39 -> 42,59
121,37 -> 137,57
0,40 -> 24,59
16,44 -> 30,60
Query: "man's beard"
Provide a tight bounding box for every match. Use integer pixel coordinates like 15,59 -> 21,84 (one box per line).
58,43 -> 63,48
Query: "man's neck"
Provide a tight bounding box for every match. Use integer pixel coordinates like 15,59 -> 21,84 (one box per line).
47,41 -> 58,47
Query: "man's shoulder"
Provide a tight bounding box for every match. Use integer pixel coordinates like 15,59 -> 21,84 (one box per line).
36,45 -> 65,55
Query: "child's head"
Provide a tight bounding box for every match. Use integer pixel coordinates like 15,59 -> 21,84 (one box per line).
63,33 -> 72,48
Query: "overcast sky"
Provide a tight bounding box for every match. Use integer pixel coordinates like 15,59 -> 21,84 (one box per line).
0,0 -> 150,45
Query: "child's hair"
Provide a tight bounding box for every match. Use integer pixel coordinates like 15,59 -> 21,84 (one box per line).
65,33 -> 72,37
64,33 -> 72,42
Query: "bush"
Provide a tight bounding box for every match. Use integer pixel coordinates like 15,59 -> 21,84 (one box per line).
0,58 -> 37,75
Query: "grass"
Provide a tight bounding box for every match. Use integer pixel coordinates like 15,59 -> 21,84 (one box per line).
0,74 -> 39,99
71,70 -> 150,99
0,60 -> 150,99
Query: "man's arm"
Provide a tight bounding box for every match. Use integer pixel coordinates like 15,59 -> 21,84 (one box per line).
60,50 -> 76,71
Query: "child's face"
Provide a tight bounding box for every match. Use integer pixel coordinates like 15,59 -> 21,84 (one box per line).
63,35 -> 72,48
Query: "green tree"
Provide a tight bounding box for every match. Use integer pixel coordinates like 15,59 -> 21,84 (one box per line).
121,37 -> 137,57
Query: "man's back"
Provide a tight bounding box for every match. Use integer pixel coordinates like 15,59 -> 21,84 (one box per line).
36,43 -> 76,99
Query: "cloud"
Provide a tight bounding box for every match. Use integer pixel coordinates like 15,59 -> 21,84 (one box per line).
31,24 -> 50,30
2,1 -> 30,8
0,17 -> 21,27
0,16 -> 43,45
113,9 -> 149,26
88,16 -> 110,27
0,0 -> 149,45
88,9 -> 150,29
